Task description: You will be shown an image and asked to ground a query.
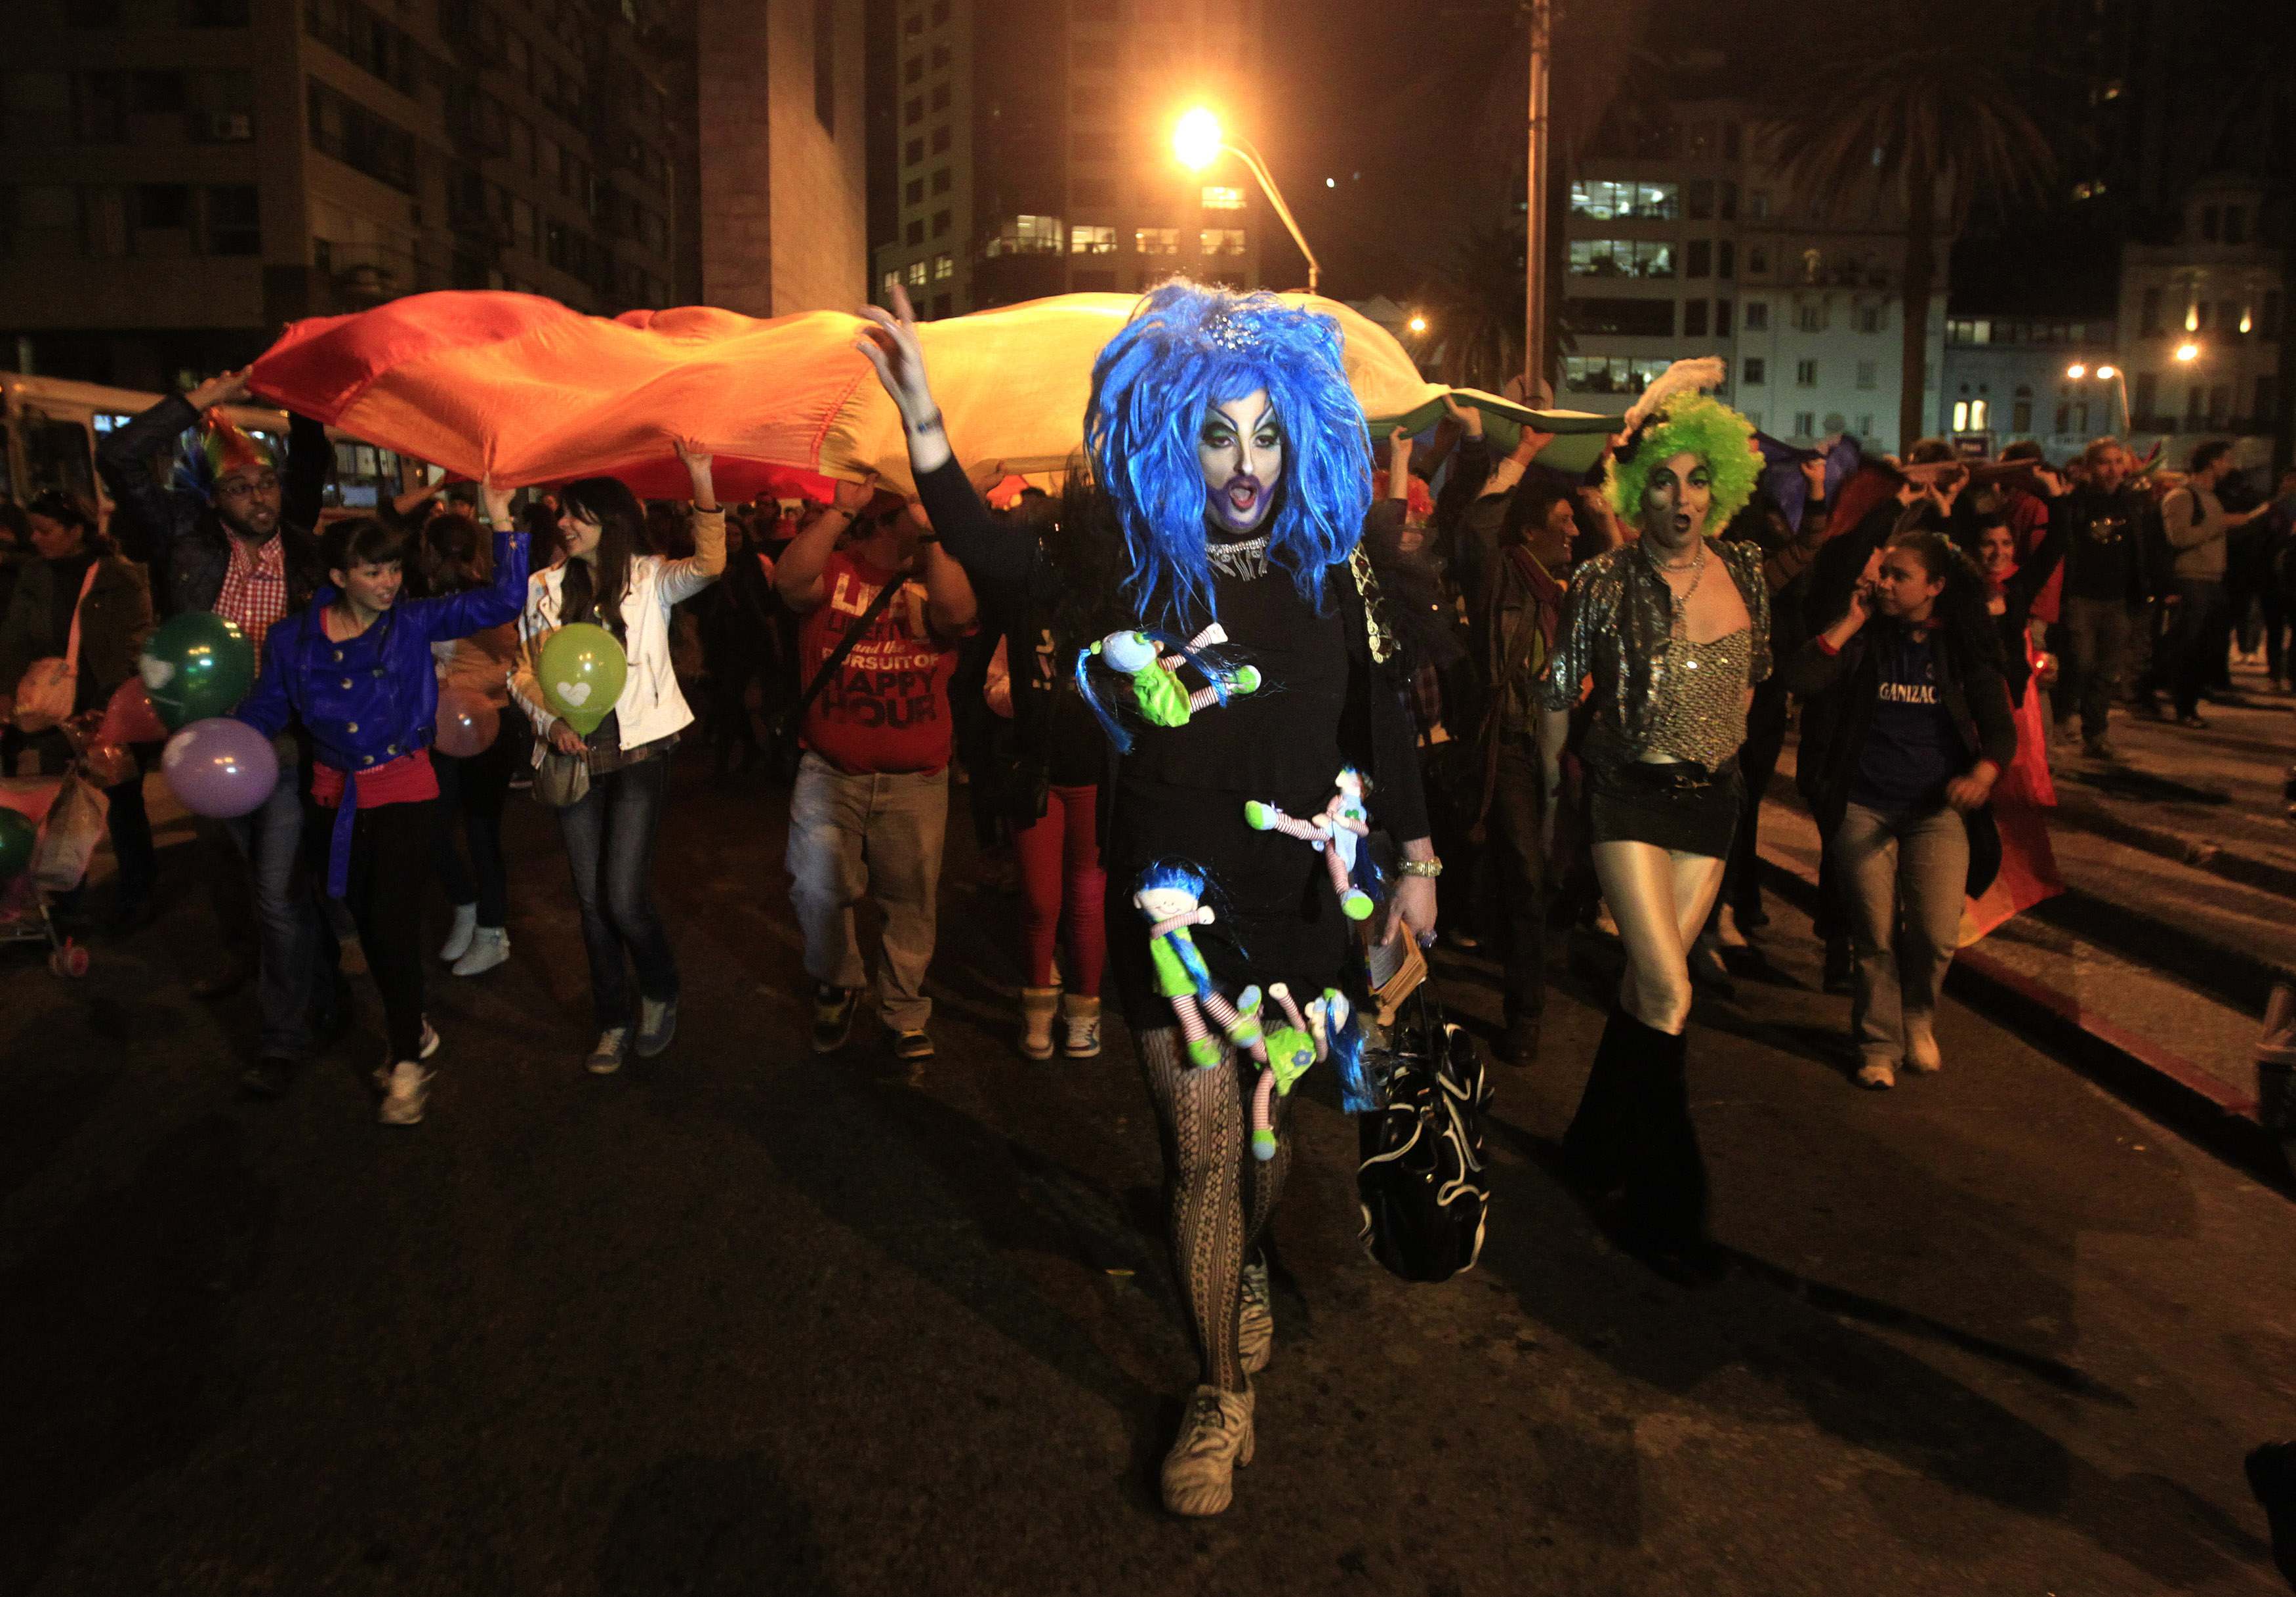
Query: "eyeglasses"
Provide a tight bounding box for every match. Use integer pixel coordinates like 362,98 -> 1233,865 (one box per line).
215,474 -> 279,500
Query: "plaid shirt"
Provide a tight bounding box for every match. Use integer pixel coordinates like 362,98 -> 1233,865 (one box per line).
216,533 -> 289,674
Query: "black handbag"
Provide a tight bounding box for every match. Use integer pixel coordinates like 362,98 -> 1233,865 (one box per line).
1356,983 -> 1494,1283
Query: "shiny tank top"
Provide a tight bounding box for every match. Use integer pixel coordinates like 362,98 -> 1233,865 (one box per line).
1641,626 -> 1752,770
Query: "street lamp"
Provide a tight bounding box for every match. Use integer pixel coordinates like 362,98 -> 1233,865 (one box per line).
1170,106 -> 1321,295
2175,342 -> 2202,363
2066,360 -> 2129,433
1407,314 -> 1427,335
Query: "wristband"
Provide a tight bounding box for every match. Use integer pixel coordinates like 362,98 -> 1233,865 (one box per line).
1397,858 -> 1443,879
693,503 -> 722,514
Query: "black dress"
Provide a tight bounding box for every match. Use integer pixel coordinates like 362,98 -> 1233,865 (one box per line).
914,459 -> 1428,1032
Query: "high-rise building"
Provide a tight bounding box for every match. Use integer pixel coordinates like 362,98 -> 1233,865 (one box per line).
1558,96 -> 1949,456
871,0 -> 1271,320
0,0 -> 701,391
697,0 -> 868,318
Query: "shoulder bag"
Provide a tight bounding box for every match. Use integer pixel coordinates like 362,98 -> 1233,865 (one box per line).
14,563 -> 100,732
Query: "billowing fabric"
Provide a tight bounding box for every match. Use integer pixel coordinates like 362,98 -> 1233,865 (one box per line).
247,290 -> 1605,502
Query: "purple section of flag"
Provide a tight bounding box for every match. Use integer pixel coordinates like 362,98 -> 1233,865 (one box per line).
1757,431 -> 1862,531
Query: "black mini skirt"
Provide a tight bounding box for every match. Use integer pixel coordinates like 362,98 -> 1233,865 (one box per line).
1584,757 -> 1744,860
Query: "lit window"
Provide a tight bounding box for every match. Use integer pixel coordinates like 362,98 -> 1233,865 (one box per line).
1200,227 -> 1247,257
1071,223 -> 1116,254
1135,226 -> 1178,256
906,260 -> 928,288
983,214 -> 1065,256
933,252 -> 953,281
1200,185 -> 1245,211
1566,239 -> 1674,279
1970,398 -> 1989,428
1953,400 -> 1969,431
880,270 -> 899,297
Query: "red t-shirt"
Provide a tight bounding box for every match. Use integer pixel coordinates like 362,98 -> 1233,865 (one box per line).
797,550 -> 962,776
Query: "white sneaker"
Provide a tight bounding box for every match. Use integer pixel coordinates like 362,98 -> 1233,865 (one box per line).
374,1019 -> 441,1092
1059,993 -> 1102,1059
438,903 -> 478,963
452,926 -> 510,976
1717,903 -> 1749,949
379,1060 -> 434,1125
1239,1257 -> 1273,1375
1857,1059 -> 1896,1090
1903,1020 -> 1942,1075
1160,1385 -> 1255,1517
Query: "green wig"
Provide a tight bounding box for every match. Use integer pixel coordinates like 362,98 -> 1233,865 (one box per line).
1605,392 -> 1760,538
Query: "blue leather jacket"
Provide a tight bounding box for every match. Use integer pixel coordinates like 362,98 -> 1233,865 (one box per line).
237,529 -> 528,891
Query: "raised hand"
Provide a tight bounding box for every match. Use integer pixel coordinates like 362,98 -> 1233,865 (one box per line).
854,283 -> 939,432
480,476 -> 513,528
831,478 -> 874,515
1799,454 -> 1828,496
672,435 -> 716,504
187,367 -> 251,409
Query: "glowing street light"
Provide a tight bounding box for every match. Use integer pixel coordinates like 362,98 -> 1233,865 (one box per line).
2175,342 -> 2202,363
1168,105 -> 1321,294
1408,314 -> 1428,335
2096,363 -> 2118,379
1172,107 -> 1223,173
2066,363 -> 2087,379
2066,359 -> 2130,434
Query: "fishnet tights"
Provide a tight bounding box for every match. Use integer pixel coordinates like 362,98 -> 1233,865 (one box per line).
1136,1025 -> 1293,1392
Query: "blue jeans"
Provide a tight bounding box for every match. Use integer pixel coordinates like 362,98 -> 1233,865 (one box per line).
555,755 -> 678,1029
223,759 -> 324,1062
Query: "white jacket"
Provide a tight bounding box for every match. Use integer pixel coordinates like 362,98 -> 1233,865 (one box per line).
511,508 -> 725,753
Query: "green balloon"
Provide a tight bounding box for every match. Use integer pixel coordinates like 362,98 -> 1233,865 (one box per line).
0,808 -> 33,885
140,612 -> 255,730
538,622 -> 627,736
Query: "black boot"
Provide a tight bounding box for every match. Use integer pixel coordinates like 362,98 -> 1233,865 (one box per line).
1585,1010 -> 1727,1288
1561,1007 -> 1641,1197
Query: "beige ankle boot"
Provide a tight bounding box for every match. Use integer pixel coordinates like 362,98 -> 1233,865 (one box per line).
1019,986 -> 1060,1060
1059,992 -> 1102,1058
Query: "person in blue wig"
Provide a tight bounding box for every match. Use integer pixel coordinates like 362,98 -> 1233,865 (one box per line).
857,280 -> 1440,1518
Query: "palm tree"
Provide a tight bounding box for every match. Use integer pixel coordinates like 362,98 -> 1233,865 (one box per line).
1772,16 -> 2058,447
1427,223 -> 1526,392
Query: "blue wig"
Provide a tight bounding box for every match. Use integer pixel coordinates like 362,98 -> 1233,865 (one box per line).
1086,280 -> 1372,627
1328,1003 -> 1371,1115
1136,859 -> 1215,997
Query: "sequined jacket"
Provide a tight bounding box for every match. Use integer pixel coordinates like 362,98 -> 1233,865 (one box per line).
1538,537 -> 1771,754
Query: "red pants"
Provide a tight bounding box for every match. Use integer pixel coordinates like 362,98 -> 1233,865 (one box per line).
1012,783 -> 1105,994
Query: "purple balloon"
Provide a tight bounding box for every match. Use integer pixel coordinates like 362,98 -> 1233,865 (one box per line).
161,718 -> 280,819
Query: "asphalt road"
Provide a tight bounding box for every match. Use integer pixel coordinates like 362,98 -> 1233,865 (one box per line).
3,749 -> 2292,1596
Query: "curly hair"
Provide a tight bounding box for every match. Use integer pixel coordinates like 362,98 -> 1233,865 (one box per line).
1604,392 -> 1760,538
1086,280 -> 1372,626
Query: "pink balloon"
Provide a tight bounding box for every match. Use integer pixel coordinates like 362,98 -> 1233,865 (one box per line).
100,677 -> 167,747
434,689 -> 501,758
160,718 -> 279,819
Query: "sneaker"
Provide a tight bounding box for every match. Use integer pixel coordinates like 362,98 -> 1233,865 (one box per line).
452,926 -> 510,976
1239,1256 -> 1274,1375
239,1056 -> 298,1099
1716,903 -> 1749,949
2081,736 -> 2120,761
888,1026 -> 934,1062
2174,711 -> 2209,729
635,995 -> 680,1058
438,903 -> 478,963
811,983 -> 860,1054
378,1060 -> 434,1125
587,1026 -> 630,1075
1161,1385 -> 1255,1517
1059,993 -> 1102,1058
1019,985 -> 1060,1061
1903,1020 -> 1942,1075
375,1020 -> 442,1092
1857,1059 -> 1896,1090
